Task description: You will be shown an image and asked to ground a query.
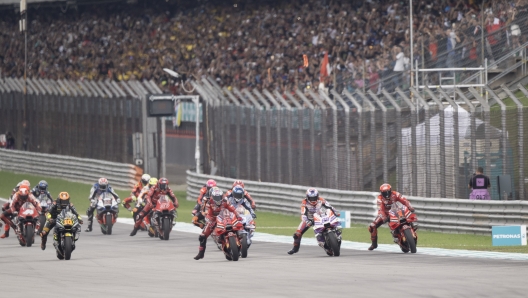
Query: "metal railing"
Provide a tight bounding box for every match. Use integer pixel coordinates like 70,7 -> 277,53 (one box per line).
0,148 -> 141,189
187,170 -> 528,235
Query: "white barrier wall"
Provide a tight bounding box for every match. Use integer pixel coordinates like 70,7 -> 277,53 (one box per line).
0,149 -> 141,189
187,170 -> 528,235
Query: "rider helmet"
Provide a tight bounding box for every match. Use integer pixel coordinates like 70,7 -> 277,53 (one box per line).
18,185 -> 29,200
206,179 -> 217,192
148,177 -> 158,188
140,174 -> 151,186
232,180 -> 245,189
38,180 -> 48,193
98,178 -> 109,191
209,187 -> 223,206
380,183 -> 392,199
306,188 -> 319,205
232,186 -> 244,202
21,180 -> 30,187
58,192 -> 70,208
158,178 -> 169,191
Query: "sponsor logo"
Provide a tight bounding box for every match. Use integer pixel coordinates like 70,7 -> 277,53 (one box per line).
493,234 -> 521,239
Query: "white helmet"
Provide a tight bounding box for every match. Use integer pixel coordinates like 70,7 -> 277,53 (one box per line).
141,174 -> 151,186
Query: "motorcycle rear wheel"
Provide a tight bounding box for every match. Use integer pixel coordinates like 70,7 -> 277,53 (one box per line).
240,234 -> 248,258
228,236 -> 239,261
106,213 -> 113,235
162,218 -> 171,240
25,225 -> 34,247
404,228 -> 417,253
64,237 -> 73,260
327,231 -> 340,256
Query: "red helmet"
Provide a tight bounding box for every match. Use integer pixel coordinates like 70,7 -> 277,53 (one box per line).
158,178 -> 169,191
206,179 -> 217,191
380,183 -> 392,199
18,185 -> 29,200
232,180 -> 245,188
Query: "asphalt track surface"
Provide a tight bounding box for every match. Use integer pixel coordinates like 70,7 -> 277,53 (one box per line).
1,218 -> 527,298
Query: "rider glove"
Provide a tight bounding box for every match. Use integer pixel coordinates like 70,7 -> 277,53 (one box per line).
251,213 -> 257,219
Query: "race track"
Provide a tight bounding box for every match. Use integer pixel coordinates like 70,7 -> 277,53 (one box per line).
1,219 -> 527,298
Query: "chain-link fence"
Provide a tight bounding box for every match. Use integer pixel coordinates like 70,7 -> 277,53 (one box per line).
0,78 -> 160,164
194,76 -> 528,200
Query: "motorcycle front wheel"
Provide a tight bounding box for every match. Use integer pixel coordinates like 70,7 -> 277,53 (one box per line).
162,218 -> 171,240
403,228 -> 417,253
106,213 -> 113,235
240,234 -> 248,258
228,236 -> 239,261
326,231 -> 340,256
25,224 -> 34,247
64,236 -> 73,260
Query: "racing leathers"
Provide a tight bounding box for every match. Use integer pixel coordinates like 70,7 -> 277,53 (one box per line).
224,188 -> 257,210
31,187 -> 53,202
0,185 -> 25,237
129,186 -> 178,236
40,200 -> 83,250
287,197 -> 338,255
0,192 -> 41,235
123,181 -> 145,211
192,185 -> 210,229
85,184 -> 120,232
368,191 -> 414,250
225,193 -> 256,246
194,197 -> 241,260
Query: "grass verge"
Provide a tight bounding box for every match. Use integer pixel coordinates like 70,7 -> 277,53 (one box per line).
1,171 -> 527,253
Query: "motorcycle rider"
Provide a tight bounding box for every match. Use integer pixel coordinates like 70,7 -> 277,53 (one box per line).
40,192 -> 83,250
31,180 -> 53,201
192,179 -> 216,229
287,188 -> 339,255
133,177 -> 158,231
368,183 -> 415,251
225,180 -> 257,210
225,185 -> 256,219
85,178 -> 120,232
0,185 -> 41,239
129,178 -> 178,236
123,174 -> 151,211
194,187 -> 242,260
0,180 -> 31,238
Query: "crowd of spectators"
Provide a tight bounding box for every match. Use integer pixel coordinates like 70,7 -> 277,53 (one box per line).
1,0 -> 527,97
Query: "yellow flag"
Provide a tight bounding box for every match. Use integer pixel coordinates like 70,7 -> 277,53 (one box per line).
176,102 -> 183,127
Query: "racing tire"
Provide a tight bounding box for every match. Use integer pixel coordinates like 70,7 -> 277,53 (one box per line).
25,225 -> 34,247
240,234 -> 248,258
162,218 -> 171,240
404,228 -> 417,253
64,237 -> 73,260
106,213 -> 113,235
228,236 -> 239,261
327,231 -> 340,256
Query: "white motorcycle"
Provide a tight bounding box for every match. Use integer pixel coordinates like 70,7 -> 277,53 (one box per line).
96,193 -> 120,235
313,207 -> 342,256
235,204 -> 256,258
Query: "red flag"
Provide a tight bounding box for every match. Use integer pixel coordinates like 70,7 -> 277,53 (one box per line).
320,52 -> 331,79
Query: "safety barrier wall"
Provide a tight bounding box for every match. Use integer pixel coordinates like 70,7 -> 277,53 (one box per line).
0,149 -> 141,190
187,170 -> 528,235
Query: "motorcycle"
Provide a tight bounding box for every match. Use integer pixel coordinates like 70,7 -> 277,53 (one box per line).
213,209 -> 244,261
151,195 -> 177,240
96,193 -> 120,235
36,193 -> 52,235
234,205 -> 255,258
54,208 -> 81,260
16,202 -> 40,247
388,202 -> 418,253
313,207 -> 342,256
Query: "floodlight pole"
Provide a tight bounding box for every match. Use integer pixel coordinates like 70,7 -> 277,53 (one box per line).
193,95 -> 200,174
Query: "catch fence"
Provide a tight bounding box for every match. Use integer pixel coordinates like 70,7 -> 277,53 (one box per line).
193,77 -> 528,200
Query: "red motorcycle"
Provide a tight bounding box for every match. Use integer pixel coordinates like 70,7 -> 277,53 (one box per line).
214,209 -> 244,261
388,202 -> 418,253
16,202 -> 40,247
151,195 -> 177,240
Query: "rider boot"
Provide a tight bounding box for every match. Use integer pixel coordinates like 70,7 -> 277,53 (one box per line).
130,226 -> 139,236
40,228 -> 49,250
0,224 -> 9,238
368,225 -> 378,251
194,235 -> 207,260
85,207 -> 94,232
287,232 -> 302,255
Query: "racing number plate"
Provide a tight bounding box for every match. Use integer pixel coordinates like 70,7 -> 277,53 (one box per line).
63,218 -> 73,225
